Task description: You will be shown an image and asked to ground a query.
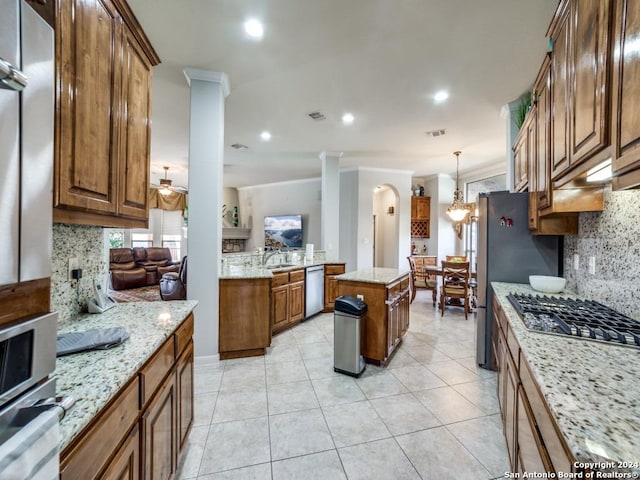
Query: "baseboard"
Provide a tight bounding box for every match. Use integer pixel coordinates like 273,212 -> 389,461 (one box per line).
195,354 -> 221,365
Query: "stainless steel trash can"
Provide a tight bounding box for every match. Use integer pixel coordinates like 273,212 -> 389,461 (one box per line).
334,295 -> 367,377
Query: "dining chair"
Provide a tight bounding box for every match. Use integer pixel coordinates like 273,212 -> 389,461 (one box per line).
439,260 -> 471,319
407,256 -> 438,305
445,255 -> 467,263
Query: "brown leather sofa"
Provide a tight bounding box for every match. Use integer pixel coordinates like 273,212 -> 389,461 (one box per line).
109,247 -> 180,290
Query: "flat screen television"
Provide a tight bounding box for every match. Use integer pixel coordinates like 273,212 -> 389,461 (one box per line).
264,214 -> 303,249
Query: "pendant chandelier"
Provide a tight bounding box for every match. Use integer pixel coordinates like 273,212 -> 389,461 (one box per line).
447,151 -> 470,222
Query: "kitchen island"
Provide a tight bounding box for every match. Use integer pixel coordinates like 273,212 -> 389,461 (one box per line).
492,282 -> 640,476
336,268 -> 411,365
55,300 -> 197,479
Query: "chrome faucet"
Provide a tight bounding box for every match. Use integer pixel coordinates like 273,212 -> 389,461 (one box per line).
262,249 -> 281,266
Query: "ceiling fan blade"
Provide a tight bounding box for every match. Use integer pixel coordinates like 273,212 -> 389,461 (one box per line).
172,186 -> 188,194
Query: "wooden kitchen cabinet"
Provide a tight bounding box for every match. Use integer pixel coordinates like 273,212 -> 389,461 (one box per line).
271,283 -> 289,332
99,424 -> 140,480
549,0 -> 612,183
611,0 -> 640,189
61,313 -> 194,480
337,273 -> 410,365
289,270 -> 306,323
514,124 -> 529,193
143,369 -> 177,480
410,197 -> 430,238
324,264 -> 346,311
493,296 -> 576,475
54,0 -> 160,228
271,269 -> 306,335
410,196 -> 430,220
219,278 -> 271,358
177,341 -> 194,452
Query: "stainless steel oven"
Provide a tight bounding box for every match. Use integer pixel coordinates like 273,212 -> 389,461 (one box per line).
0,313 -> 57,408
0,312 -> 73,446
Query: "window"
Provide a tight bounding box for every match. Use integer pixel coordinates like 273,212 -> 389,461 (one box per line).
161,210 -> 183,261
464,174 -> 507,272
132,233 -> 153,248
108,230 -> 124,248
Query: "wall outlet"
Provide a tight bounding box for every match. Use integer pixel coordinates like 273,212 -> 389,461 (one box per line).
68,257 -> 79,280
588,256 -> 596,275
357,294 -> 364,301
573,254 -> 580,271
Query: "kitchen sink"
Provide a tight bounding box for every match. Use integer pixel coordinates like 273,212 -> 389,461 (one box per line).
265,264 -> 296,269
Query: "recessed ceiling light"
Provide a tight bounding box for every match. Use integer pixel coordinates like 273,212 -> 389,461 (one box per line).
433,90 -> 449,103
244,19 -> 264,39
342,113 -> 355,125
260,131 -> 271,141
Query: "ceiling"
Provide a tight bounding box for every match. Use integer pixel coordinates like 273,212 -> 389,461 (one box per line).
128,0 -> 558,190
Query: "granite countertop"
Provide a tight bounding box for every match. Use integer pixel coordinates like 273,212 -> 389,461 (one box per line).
55,300 -> 197,451
336,267 -> 410,285
220,260 -> 346,279
492,282 -> 640,470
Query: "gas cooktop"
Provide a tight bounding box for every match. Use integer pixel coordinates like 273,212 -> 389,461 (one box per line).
507,293 -> 640,348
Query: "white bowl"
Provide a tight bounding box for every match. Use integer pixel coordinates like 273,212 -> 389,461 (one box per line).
529,275 -> 566,293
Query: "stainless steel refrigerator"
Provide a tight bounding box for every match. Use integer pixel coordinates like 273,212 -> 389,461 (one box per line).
475,191 -> 562,369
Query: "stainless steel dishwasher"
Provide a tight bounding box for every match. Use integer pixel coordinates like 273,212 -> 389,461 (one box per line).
305,265 -> 325,318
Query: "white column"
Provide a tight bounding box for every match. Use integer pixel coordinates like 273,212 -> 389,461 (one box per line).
319,151 -> 342,261
183,68 -> 230,358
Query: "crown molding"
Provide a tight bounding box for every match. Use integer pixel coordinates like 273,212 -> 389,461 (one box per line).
183,68 -> 230,97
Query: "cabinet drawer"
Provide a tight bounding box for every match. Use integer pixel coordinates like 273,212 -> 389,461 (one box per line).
140,336 -> 175,406
505,323 -> 520,369
272,272 -> 289,287
289,269 -> 305,283
174,314 -> 194,357
387,282 -> 401,298
520,353 -> 573,473
400,276 -> 410,291
61,377 -> 139,480
325,264 -> 345,275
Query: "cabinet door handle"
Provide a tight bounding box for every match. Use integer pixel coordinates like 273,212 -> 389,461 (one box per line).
0,57 -> 28,91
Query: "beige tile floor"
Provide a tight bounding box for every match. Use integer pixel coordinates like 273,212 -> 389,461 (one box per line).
179,290 -> 509,480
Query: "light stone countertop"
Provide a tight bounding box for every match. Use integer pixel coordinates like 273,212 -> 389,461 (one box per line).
492,282 -> 640,471
335,267 -> 410,285
220,260 -> 346,279
54,300 -> 197,451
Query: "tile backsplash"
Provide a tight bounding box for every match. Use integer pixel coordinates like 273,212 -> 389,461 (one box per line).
51,223 -> 107,327
564,188 -> 640,320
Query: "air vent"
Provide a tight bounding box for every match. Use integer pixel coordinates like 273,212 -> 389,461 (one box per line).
230,143 -> 248,150
308,111 -> 326,121
425,129 -> 446,137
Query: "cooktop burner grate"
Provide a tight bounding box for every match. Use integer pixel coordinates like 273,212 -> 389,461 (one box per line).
507,293 -> 640,348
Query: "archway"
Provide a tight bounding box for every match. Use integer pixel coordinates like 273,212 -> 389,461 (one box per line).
372,184 -> 399,267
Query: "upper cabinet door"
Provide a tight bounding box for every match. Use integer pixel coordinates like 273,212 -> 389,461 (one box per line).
118,30 -> 152,220
568,0 -> 611,165
611,0 -> 640,176
550,2 -> 570,179
535,56 -> 552,211
55,0 -> 122,215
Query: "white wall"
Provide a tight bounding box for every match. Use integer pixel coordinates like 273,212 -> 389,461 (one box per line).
339,168 -> 412,272
237,178 -> 322,252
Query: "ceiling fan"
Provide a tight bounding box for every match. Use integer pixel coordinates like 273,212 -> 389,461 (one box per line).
151,166 -> 188,195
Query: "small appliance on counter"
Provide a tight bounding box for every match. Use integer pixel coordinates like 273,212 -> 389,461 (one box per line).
87,278 -> 116,313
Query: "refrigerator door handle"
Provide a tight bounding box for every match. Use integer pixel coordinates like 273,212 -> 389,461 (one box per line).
0,57 -> 28,91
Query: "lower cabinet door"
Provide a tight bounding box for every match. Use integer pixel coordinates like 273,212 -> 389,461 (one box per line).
272,285 -> 289,332
177,341 -> 194,452
99,424 -> 140,480
143,372 -> 177,480
289,280 -> 305,322
518,388 -> 552,473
